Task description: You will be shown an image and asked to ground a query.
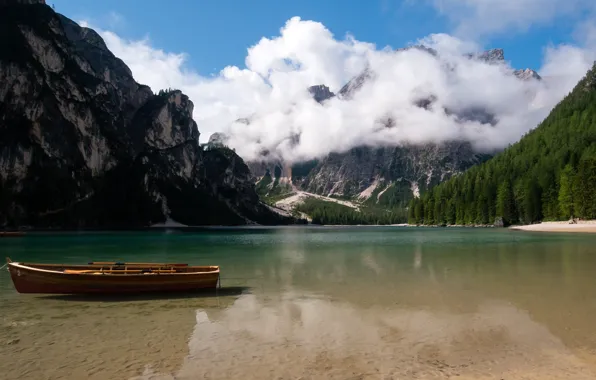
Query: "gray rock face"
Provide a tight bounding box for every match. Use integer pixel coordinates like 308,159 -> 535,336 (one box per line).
247,161 -> 284,179
302,142 -> 491,206
471,48 -> 505,63
338,67 -> 375,100
514,68 -> 542,81
207,132 -> 230,148
445,106 -> 497,126
308,85 -> 335,103
396,45 -> 438,57
0,2 -> 297,227
471,49 -> 541,81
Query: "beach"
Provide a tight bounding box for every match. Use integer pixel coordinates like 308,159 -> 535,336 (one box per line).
510,220 -> 596,233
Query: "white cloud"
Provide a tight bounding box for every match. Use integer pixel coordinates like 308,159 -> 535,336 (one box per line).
430,0 -> 596,38
83,13 -> 595,163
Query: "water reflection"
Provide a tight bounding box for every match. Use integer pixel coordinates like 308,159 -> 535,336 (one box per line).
134,291 -> 596,380
361,250 -> 383,275
2,228 -> 596,379
414,244 -> 422,269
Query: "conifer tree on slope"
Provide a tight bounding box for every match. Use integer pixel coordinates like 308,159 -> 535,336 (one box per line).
409,63 -> 596,226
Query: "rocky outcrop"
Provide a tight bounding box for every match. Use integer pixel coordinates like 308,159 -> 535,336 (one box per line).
514,68 -> 542,81
308,85 -> 334,104
0,1 -> 298,227
206,132 -> 230,148
469,49 -> 540,80
469,48 -> 505,63
338,67 -> 375,100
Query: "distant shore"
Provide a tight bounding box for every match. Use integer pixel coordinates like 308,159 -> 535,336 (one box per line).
510,220 -> 596,233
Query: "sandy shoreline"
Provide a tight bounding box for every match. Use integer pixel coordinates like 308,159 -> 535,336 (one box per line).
510,221 -> 596,233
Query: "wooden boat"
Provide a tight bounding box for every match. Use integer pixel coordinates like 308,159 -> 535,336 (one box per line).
5,258 -> 220,294
0,231 -> 25,237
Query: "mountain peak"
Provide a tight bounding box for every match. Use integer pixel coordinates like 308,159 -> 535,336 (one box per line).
514,68 -> 541,81
466,48 -> 505,63
308,85 -> 335,103
397,45 -> 438,56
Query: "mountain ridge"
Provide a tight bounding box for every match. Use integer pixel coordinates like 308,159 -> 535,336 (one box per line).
219,46 -> 539,218
0,1 -> 299,228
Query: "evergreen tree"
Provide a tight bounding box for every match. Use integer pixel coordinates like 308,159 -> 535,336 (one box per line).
414,63 -> 596,226
522,178 -> 542,224
576,154 -> 596,219
496,180 -> 515,225
408,199 -> 417,224
415,199 -> 424,224
558,164 -> 576,219
295,198 -> 408,225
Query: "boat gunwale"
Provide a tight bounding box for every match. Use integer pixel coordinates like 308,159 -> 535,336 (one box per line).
7,262 -> 220,277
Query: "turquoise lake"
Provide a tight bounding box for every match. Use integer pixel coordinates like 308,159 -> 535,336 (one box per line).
2,226 -> 596,379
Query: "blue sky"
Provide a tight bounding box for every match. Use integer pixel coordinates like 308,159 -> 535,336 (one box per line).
50,0 -> 584,76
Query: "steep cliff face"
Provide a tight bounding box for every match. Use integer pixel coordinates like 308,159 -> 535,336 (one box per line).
0,1 -> 296,227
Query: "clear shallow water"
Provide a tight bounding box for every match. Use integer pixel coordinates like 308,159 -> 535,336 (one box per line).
2,226 -> 596,379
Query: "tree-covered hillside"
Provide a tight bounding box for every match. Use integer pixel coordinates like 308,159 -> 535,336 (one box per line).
409,63 -> 596,226
295,198 -> 407,225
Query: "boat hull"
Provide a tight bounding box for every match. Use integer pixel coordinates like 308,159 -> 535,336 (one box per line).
0,231 -> 25,237
7,263 -> 219,294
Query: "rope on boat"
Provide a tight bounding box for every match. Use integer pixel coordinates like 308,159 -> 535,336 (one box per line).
0,263 -> 8,272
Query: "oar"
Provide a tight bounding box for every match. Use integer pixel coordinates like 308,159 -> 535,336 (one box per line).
65,268 -> 177,274
88,262 -> 188,267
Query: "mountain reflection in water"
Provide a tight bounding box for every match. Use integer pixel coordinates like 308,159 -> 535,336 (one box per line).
133,291 -> 596,380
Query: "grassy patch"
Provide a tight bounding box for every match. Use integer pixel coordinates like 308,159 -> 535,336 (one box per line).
262,192 -> 295,206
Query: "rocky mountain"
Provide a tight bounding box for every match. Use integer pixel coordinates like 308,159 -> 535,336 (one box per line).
302,143 -> 491,208
0,0 -> 298,228
240,47 -> 539,211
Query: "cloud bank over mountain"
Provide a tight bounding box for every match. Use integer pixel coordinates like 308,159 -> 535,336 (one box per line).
83,1 -> 596,163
